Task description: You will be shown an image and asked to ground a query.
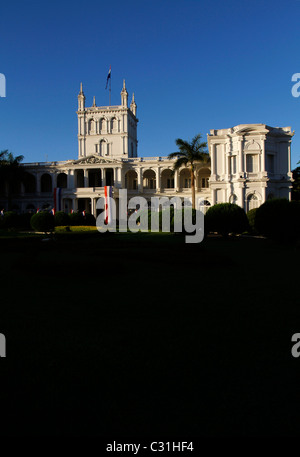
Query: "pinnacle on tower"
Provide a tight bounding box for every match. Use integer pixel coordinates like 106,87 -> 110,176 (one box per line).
78,82 -> 85,111
130,92 -> 137,116
92,95 -> 96,107
121,79 -> 128,107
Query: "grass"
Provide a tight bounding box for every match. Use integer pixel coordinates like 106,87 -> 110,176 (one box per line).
0,231 -> 299,436
55,225 -> 98,232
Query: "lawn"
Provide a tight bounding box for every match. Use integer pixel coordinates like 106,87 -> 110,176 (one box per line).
0,231 -> 299,436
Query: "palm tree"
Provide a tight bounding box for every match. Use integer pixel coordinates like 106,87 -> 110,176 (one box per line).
168,134 -> 209,209
0,150 -> 24,210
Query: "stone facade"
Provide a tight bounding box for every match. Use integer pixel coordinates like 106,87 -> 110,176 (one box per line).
0,81 -> 294,215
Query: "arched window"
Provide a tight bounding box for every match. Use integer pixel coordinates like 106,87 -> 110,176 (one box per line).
198,199 -> 211,214
111,117 -> 118,132
161,169 -> 174,190
23,172 -> 36,193
125,170 -> 138,190
41,173 -> 52,193
143,170 -> 156,190
57,173 -> 67,188
229,194 -> 237,204
100,140 -> 109,156
247,194 -> 259,211
88,119 -> 95,134
180,169 -> 191,188
99,118 -> 106,133
197,167 -> 210,189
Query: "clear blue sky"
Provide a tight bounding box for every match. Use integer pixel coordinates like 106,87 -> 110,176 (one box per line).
1,0 -> 300,168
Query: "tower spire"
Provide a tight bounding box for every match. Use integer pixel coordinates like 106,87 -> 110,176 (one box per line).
130,92 -> 137,116
92,95 -> 96,107
78,82 -> 85,111
121,79 -> 128,107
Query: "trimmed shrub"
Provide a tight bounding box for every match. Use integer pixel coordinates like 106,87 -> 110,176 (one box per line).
0,211 -> 19,229
30,211 -> 54,232
54,211 -> 70,226
18,212 -> 33,230
247,208 -> 258,234
84,213 -> 96,226
255,198 -> 300,241
205,203 -> 249,237
68,212 -> 85,226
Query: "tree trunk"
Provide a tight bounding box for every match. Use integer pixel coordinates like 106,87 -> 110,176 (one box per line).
191,165 -> 195,209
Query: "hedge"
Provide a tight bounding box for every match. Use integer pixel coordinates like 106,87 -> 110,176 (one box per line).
255,198 -> 300,241
205,203 -> 249,237
30,211 -> 54,232
54,211 -> 70,226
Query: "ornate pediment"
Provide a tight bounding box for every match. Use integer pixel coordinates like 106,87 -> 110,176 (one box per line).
72,155 -> 121,165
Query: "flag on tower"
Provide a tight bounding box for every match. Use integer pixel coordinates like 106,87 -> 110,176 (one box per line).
104,185 -> 113,225
105,65 -> 111,89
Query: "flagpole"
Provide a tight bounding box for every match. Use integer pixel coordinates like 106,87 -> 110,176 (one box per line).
109,73 -> 111,106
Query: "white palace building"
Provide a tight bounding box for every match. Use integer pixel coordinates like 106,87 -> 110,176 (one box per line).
1,80 -> 294,214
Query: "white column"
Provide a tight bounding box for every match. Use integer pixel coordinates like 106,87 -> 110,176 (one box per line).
91,198 -> 96,216
102,169 -> 106,187
261,137 -> 265,172
174,170 -> 179,191
67,169 -> 75,189
238,138 -> 243,174
156,167 -> 161,192
138,168 -> 143,193
83,169 -> 88,188
113,167 -> 117,186
51,172 -> 56,190
211,189 -> 216,205
36,173 -> 41,194
211,143 -> 216,175
121,168 -> 126,188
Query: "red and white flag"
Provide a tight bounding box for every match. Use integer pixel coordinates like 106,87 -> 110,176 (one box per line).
104,185 -> 113,225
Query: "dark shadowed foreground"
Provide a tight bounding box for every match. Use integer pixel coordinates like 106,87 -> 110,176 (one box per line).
0,231 -> 299,436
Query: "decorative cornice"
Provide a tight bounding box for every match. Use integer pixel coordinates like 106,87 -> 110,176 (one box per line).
72,154 -> 122,165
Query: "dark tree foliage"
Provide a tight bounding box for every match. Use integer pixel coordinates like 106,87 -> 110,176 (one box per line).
205,203 -> 249,237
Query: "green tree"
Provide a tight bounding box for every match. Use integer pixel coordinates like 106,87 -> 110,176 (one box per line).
0,150 -> 24,210
168,134 -> 209,209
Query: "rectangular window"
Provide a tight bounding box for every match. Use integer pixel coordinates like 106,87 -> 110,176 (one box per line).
230,156 -> 237,174
267,154 -> 274,173
184,178 -> 191,188
246,154 -> 258,173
